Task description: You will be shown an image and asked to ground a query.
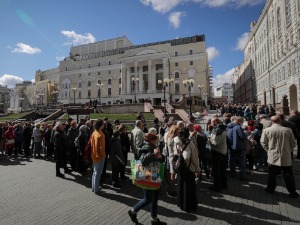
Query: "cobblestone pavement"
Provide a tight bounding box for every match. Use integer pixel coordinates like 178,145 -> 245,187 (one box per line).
1,152 -> 300,225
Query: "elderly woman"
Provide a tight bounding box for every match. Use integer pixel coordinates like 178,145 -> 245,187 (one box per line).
128,133 -> 166,225
76,125 -> 88,175
174,127 -> 200,213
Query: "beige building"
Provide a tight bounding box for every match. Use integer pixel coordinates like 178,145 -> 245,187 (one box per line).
58,35 -> 210,106
233,0 -> 300,111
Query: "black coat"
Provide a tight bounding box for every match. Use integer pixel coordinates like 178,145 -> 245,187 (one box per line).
54,130 -> 68,154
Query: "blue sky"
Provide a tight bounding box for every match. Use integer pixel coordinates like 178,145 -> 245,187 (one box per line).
0,0 -> 266,88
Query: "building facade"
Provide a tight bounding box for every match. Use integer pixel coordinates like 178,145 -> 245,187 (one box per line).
58,35 -> 210,106
213,83 -> 234,104
233,0 -> 300,111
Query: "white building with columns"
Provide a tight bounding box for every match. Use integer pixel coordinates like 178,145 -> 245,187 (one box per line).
58,35 -> 210,105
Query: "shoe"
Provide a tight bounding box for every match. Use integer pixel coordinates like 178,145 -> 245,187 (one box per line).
209,186 -> 221,192
128,210 -> 139,224
264,188 -> 274,194
120,176 -> 129,181
112,183 -> 121,188
151,218 -> 167,225
95,190 -> 106,195
290,192 -> 299,198
56,173 -> 65,178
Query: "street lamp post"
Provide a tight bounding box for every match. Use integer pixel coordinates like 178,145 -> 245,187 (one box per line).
51,90 -> 58,105
132,77 -> 139,103
158,78 -> 174,116
71,88 -> 77,105
183,79 -> 194,117
97,83 -> 104,105
198,84 -> 204,106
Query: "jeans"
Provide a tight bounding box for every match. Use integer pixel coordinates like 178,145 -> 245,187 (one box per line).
92,159 -> 105,192
133,189 -> 159,218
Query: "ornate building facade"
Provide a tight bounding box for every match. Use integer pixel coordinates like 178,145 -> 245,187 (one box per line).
58,35 -> 210,106
233,0 -> 300,111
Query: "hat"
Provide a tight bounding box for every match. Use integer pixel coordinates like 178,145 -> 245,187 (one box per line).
194,125 -> 201,131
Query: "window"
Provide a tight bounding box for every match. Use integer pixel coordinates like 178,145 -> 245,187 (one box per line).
156,64 -> 163,70
119,78 -> 121,84
98,62 -> 101,67
88,73 -> 90,76
108,88 -> 111,96
65,67 -> 68,71
175,62 -> 178,67
98,72 -> 100,75
79,65 -> 82,69
277,8 -> 282,36
79,73 -> 81,77
78,82 -> 82,88
175,51 -> 178,57
130,67 -> 134,73
88,64 -> 91,68
143,66 -> 148,72
189,49 -> 193,55
285,0 -> 291,25
78,91 -> 81,98
175,72 -> 179,79
88,90 -> 91,98
109,70 -> 111,74
88,80 -> 91,87
98,80 -> 101,85
108,60 -> 111,65
108,79 -> 112,85
190,61 -> 193,65
175,83 -> 179,94
119,87 -> 121,95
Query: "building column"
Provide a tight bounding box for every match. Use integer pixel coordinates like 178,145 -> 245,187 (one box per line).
134,62 -> 138,94
126,65 -> 131,94
121,63 -> 126,94
147,60 -> 152,93
139,64 -> 143,93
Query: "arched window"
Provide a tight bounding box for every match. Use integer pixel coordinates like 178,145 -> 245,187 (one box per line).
285,0 -> 291,25
87,80 -> 91,87
175,72 -> 179,79
108,79 -> 112,85
119,78 -> 121,84
277,8 -> 282,36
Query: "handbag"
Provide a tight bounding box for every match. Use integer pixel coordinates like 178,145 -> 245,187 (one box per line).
7,139 -> 15,145
131,160 -> 165,190
173,141 -> 191,176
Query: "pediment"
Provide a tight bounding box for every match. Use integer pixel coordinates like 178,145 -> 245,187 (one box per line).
136,48 -> 158,56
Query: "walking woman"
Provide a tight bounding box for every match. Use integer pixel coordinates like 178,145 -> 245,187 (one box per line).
174,127 -> 200,213
128,133 -> 167,225
91,119 -> 106,194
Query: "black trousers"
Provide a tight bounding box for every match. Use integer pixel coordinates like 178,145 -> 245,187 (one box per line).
120,151 -> 128,178
56,151 -> 68,174
211,150 -> 227,190
267,164 -> 297,194
112,164 -> 122,183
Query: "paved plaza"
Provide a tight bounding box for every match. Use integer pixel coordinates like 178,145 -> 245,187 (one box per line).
1,152 -> 300,225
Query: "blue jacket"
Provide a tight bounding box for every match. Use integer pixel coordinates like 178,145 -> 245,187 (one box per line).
232,125 -> 247,150
226,122 -> 236,149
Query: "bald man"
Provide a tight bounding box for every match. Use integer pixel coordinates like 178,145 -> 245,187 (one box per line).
260,116 -> 299,198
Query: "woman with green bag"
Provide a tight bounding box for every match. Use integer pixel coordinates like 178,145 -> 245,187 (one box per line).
128,132 -> 167,225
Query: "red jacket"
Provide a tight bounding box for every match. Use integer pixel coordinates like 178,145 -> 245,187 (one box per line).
5,127 -> 16,149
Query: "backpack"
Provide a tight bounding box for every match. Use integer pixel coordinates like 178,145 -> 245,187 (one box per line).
173,141 -> 190,176
85,136 -> 92,163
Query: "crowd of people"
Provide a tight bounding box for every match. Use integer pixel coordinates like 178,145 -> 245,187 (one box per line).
1,107 -> 300,225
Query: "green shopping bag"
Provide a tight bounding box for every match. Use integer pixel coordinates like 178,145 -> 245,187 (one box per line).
130,160 -> 165,190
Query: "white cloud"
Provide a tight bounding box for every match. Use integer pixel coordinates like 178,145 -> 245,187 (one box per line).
207,46 -> 220,61
212,68 -> 235,87
56,56 -> 65,62
0,74 -> 24,88
31,78 -> 35,83
234,32 -> 249,51
141,0 -> 265,13
12,43 -> 41,54
168,11 -> 185,29
140,0 -> 182,13
61,30 -> 96,46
